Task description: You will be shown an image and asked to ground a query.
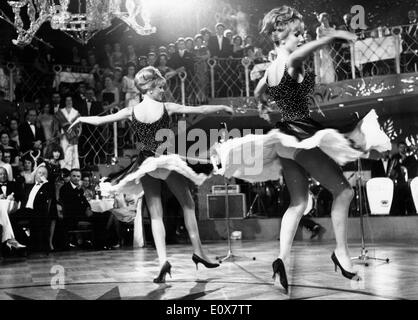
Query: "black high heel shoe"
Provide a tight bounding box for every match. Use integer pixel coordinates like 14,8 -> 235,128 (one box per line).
272,258 -> 288,293
153,261 -> 172,283
331,252 -> 360,281
192,254 -> 220,270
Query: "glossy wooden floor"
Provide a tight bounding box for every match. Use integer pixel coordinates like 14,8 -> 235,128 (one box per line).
0,240 -> 416,300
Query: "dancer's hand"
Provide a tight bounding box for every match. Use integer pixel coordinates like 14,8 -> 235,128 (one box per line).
68,117 -> 82,132
328,30 -> 358,41
223,106 -> 235,115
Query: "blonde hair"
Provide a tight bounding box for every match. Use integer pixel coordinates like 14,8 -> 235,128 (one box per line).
317,12 -> 329,23
260,6 -> 303,41
134,66 -> 166,94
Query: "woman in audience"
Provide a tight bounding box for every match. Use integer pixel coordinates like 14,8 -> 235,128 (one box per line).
53,95 -> 81,170
126,44 -> 138,67
101,75 -> 120,111
38,103 -> 55,149
315,12 -> 337,83
111,43 -> 126,68
232,35 -> 245,58
81,174 -> 95,201
185,37 -> 195,54
122,63 -> 140,108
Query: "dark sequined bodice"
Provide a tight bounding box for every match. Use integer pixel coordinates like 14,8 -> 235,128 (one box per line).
131,105 -> 170,153
266,66 -> 315,121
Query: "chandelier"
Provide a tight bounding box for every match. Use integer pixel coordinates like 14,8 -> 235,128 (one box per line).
5,0 -> 157,46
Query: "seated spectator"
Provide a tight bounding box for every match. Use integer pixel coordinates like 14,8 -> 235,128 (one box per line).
0,131 -> 19,164
18,108 -> 45,154
44,144 -> 64,185
10,165 -> 57,252
113,67 -> 124,95
0,147 -> 13,181
59,169 -> 115,249
0,167 -> 25,254
59,168 -> 92,248
101,75 -> 120,111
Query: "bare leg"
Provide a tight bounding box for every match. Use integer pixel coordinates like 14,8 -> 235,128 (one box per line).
278,157 -> 310,266
49,220 -> 56,250
295,148 -> 355,272
141,174 -> 167,267
165,172 -> 216,263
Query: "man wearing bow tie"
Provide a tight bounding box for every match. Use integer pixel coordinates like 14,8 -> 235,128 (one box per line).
10,166 -> 56,251
18,109 -> 45,153
51,92 -> 63,114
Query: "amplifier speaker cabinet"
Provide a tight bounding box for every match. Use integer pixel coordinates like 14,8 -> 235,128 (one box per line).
207,193 -> 246,219
211,184 -> 241,194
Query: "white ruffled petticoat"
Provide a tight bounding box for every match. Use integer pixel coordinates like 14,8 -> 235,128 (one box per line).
212,110 -> 392,183
100,154 -> 209,195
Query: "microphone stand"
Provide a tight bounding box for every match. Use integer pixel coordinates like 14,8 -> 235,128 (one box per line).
215,122 -> 256,263
351,158 -> 390,266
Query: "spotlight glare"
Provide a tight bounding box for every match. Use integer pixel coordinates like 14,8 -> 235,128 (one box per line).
377,98 -> 384,102
338,104 -> 344,107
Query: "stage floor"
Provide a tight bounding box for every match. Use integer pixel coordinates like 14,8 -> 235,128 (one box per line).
0,241 -> 416,300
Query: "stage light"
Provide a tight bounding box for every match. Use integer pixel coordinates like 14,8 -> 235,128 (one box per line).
339,104 -> 344,107
377,98 -> 384,102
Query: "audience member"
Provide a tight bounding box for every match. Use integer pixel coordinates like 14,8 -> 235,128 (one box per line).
52,96 -> 81,170
8,119 -> 20,149
11,165 -> 57,252
101,75 -> 120,111
0,147 -> 14,181
208,22 -> 232,58
121,63 -> 140,108
18,109 -> 45,154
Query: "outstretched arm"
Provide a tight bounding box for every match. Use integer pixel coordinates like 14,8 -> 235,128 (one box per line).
165,102 -> 234,116
68,106 -> 131,131
288,30 -> 357,70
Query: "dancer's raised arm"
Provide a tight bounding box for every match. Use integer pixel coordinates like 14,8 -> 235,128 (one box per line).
288,30 -> 357,69
165,103 -> 234,116
68,107 -> 132,131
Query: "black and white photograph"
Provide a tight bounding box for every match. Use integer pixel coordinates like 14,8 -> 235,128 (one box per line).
0,0 -> 417,308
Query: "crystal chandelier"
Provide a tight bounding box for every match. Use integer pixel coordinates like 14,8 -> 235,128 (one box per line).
5,0 -> 157,46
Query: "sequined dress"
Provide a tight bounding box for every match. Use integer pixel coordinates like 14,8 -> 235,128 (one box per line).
101,104 -> 209,195
211,66 -> 392,183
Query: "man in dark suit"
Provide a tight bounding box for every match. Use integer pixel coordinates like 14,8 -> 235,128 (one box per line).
72,82 -> 87,112
59,169 -> 112,249
9,166 -> 55,251
370,151 -> 397,179
208,23 -> 233,58
59,168 -> 91,247
79,87 -> 103,117
167,38 -> 195,75
51,91 -> 63,114
18,108 -> 46,153
208,23 -> 233,97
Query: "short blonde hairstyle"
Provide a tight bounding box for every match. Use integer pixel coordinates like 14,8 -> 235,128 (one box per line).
134,66 -> 166,94
260,6 -> 303,41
